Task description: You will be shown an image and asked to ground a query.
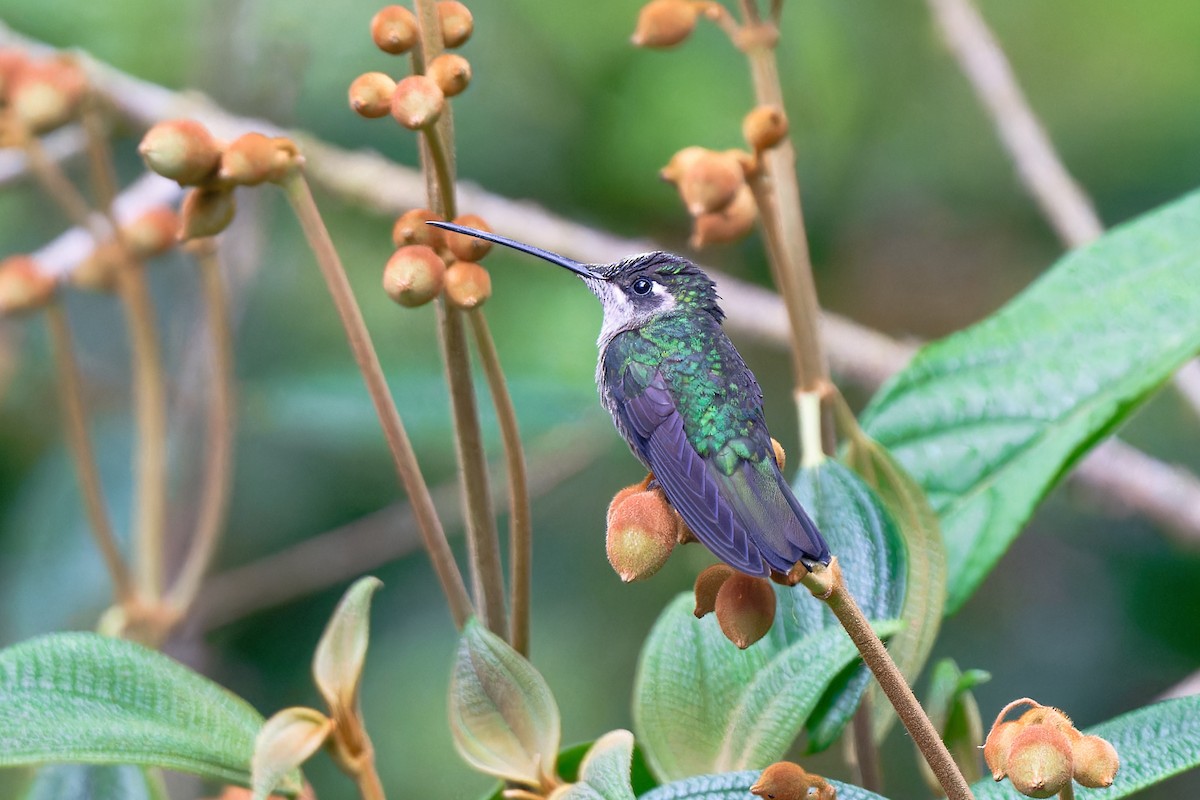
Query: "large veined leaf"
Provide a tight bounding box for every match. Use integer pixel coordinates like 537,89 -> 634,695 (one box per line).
972,695 -> 1200,798
554,730 -> 638,800
0,632 -> 286,792
861,188 -> 1200,611
21,764 -> 168,800
636,770 -> 890,800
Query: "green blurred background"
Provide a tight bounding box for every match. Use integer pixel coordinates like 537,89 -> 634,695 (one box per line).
1,1 -> 1199,797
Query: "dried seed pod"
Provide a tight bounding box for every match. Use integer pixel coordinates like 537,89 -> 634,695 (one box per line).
444,214 -> 492,261
139,119 -> 223,186
8,58 -> 86,134
443,260 -> 492,309
438,1 -> 474,48
983,719 -> 1021,780
690,183 -> 757,248
742,104 -> 789,151
391,208 -> 446,249
122,207 -> 180,259
606,490 -> 678,582
0,256 -> 55,315
679,149 -> 745,216
180,186 -> 236,240
1005,724 -> 1073,799
1072,734 -> 1119,789
660,145 -> 706,184
631,0 -> 699,48
382,245 -> 446,307
371,5 -> 419,54
426,53 -> 471,97
349,71 -> 397,119
218,133 -> 300,185
770,437 -> 786,470
390,74 -> 445,130
715,573 -> 776,649
693,563 -> 734,618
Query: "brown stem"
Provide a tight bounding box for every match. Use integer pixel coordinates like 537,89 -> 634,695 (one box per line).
19,131 -> 99,232
851,702 -> 883,793
801,559 -> 975,800
355,763 -> 386,800
280,170 -> 472,628
45,301 -> 133,603
80,93 -> 121,211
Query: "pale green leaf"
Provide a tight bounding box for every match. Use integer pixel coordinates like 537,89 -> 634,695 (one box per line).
251,707 -> 331,800
554,730 -> 637,800
313,576 -> 383,717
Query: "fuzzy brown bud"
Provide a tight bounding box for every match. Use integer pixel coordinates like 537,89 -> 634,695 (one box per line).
715,573 -> 775,649
426,54 -> 472,98
0,256 -> 55,316
607,482 -> 649,529
444,260 -> 492,309
180,186 -> 236,240
8,58 -> 86,134
742,104 -> 789,151
438,2 -> 474,48
122,207 -> 180,259
349,72 -> 398,119
218,133 -> 300,186
1005,724 -> 1073,799
983,719 -> 1021,780
678,149 -> 745,216
751,762 -> 835,800
371,5 -> 419,54
392,209 -> 446,249
606,490 -> 678,582
390,75 -> 445,130
444,214 -> 492,261
690,183 -> 757,248
139,120 -> 223,186
660,146 -> 706,185
1072,734 -> 1118,789
693,563 -> 734,618
631,0 -> 698,48
383,245 -> 446,308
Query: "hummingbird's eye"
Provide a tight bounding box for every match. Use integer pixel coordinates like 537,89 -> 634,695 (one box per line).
631,277 -> 654,296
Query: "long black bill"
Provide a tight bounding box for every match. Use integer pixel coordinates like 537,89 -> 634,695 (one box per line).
426,221 -> 595,278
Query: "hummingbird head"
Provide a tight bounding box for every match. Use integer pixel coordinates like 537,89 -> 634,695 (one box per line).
426,222 -> 724,344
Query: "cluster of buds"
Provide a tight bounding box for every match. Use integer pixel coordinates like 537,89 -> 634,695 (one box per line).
138,119 -> 301,240
984,699 -> 1119,797
0,49 -> 87,140
750,761 -> 836,800
349,3 -> 474,130
385,209 -> 492,309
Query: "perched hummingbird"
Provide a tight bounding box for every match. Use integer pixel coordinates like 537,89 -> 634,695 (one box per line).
428,222 -> 831,578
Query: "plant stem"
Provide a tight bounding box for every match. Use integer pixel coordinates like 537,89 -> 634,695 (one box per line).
45,300 -> 133,603
165,242 -> 236,612
280,170 -> 472,628
355,763 -> 387,800
802,559 -> 974,800
851,701 -> 883,793
1059,782 -> 1075,800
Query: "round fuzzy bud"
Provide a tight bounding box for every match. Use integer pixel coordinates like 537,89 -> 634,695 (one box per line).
606,490 -> 678,582
770,438 -> 786,471
679,149 -> 745,216
437,1 -> 474,48
631,0 -> 698,48
715,573 -> 776,649
693,563 -> 734,618
218,133 -> 300,186
390,75 -> 444,130
607,482 -> 649,529
392,208 -> 446,249
690,183 -> 757,248
444,260 -> 492,309
349,72 -> 397,118
383,245 -> 445,307
426,53 -> 471,98
122,207 -> 180,259
139,119 -> 223,186
983,719 -> 1021,780
660,145 -> 706,185
1005,724 -> 1073,799
371,5 -> 419,54
180,186 -> 236,241
742,104 -> 789,151
444,214 -> 492,261
8,58 -> 86,134
0,256 -> 55,315
1072,734 -> 1118,789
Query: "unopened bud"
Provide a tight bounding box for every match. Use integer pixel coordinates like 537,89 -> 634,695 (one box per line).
444,214 -> 492,261
742,104 -> 789,151
660,146 -> 706,185
122,207 -> 180,259
383,245 -> 446,307
693,563 -> 734,618
770,438 -> 785,470
426,53 -> 472,98
390,75 -> 444,130
392,209 -> 446,249
180,186 -> 236,240
690,183 -> 756,248
349,72 -> 398,119
371,5 -> 419,54
0,256 -> 55,315
444,260 -> 492,309
983,719 -> 1021,780
219,133 -> 300,186
1005,724 -> 1073,799
139,119 -> 223,186
606,490 -> 678,582
607,482 -> 650,529
438,1 -> 474,48
678,149 -> 745,216
715,573 -> 775,649
8,58 -> 86,134
1072,734 -> 1118,789
631,0 -> 698,48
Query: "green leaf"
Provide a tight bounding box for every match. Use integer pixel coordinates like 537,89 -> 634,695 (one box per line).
478,740 -> 657,800
555,730 -> 637,800
861,189 -> 1200,611
449,618 -> 562,787
972,695 -> 1200,799
21,764 -> 168,800
251,707 -> 331,800
633,591 -> 899,781
636,770 -> 892,800
313,576 -> 383,718
0,632 -> 286,791
917,660 -> 988,790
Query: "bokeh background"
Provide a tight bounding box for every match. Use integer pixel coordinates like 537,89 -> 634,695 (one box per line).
1,1 -> 1199,797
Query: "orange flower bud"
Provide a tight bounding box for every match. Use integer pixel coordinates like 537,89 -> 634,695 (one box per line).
122,207 -> 180,259
390,75 -> 444,130
8,58 -> 86,134
383,245 -> 446,307
770,437 -> 786,470
349,72 -> 398,119
444,260 -> 492,309
751,762 -> 835,800
678,149 -> 745,216
180,186 -> 236,241
0,256 -> 55,316
139,119 -> 223,186
607,482 -> 649,529
690,184 -> 757,248
438,1 -> 474,48
660,145 -> 706,185
693,563 -> 734,618
1005,724 -> 1073,799
444,214 -> 492,261
983,719 -> 1021,780
1072,734 -> 1118,789
631,0 -> 698,48
391,208 -> 446,249
371,5 -> 419,54
715,573 -> 775,649
426,53 -> 471,98
606,490 -> 678,582
742,104 -> 789,151
218,133 -> 300,186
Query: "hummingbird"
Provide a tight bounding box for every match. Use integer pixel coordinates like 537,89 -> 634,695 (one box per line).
427,222 -> 831,579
